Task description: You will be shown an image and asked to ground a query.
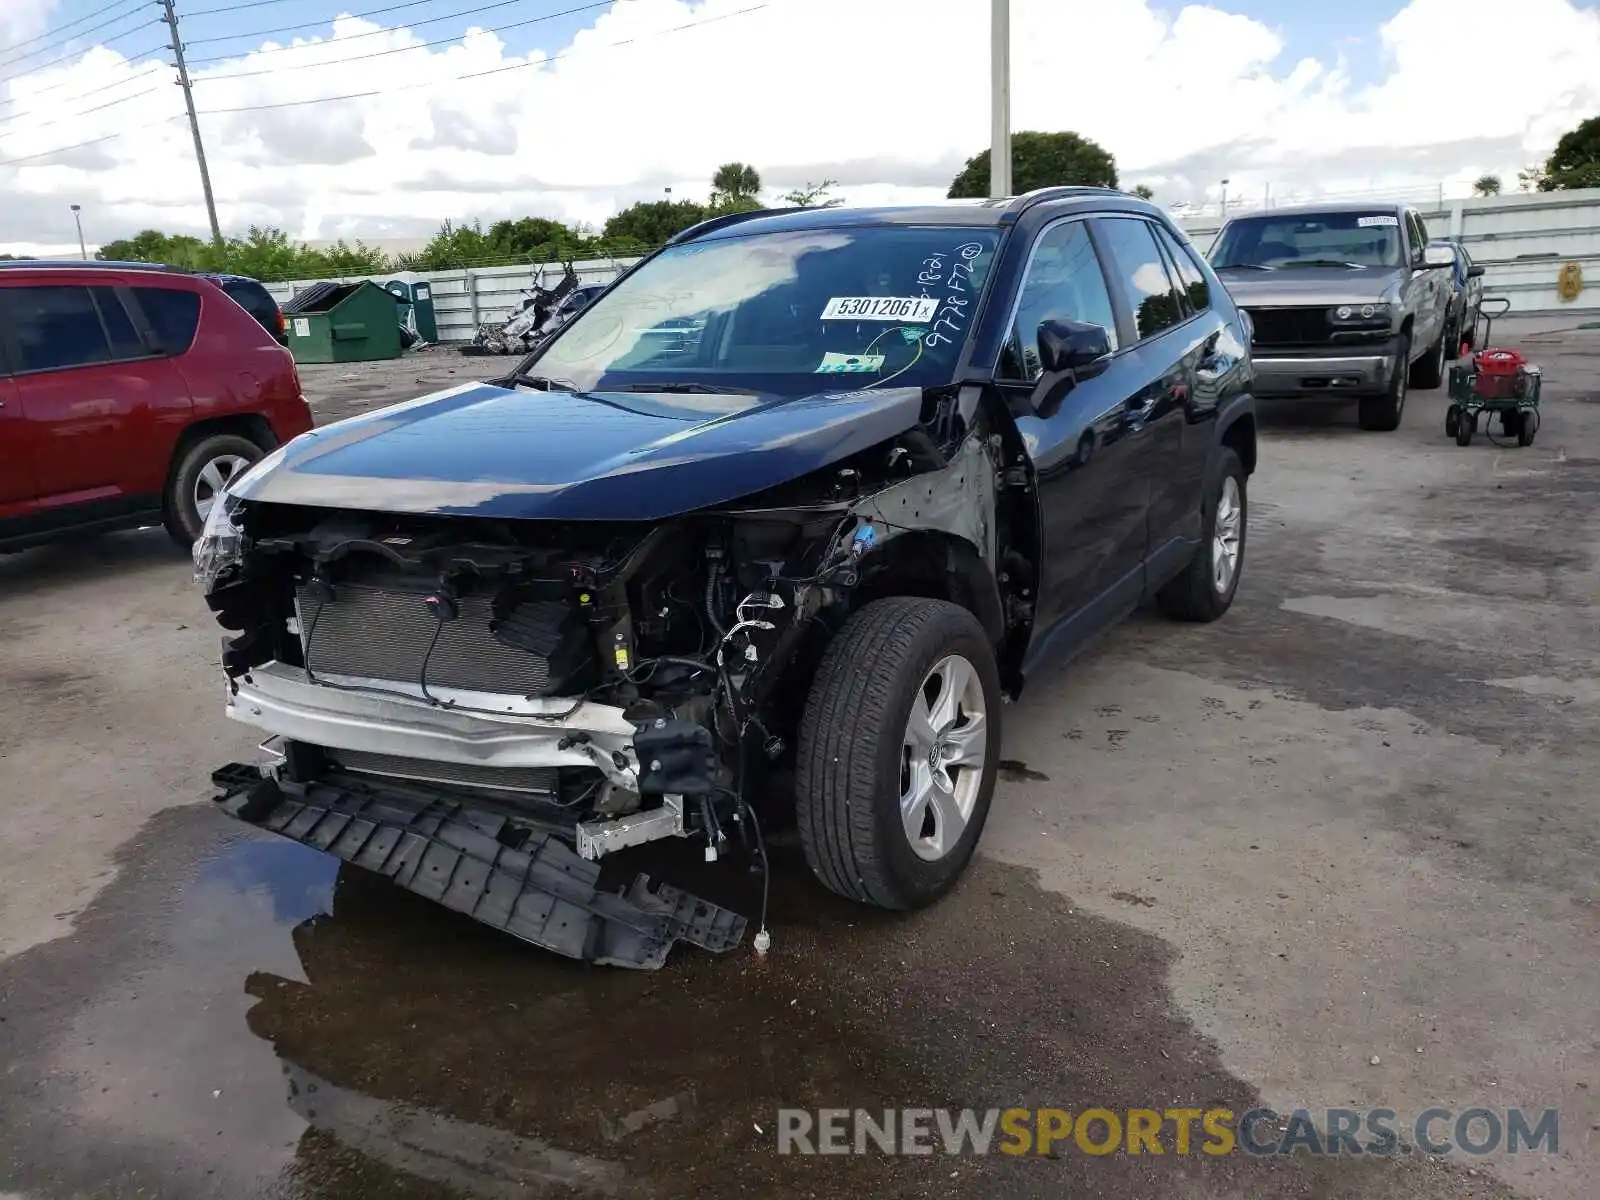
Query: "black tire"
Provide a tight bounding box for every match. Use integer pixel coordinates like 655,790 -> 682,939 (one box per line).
163,432 -> 264,547
1445,317 -> 1461,361
1519,409 -> 1538,447
1359,333 -> 1409,431
1157,447 -> 1247,623
1455,411 -> 1474,446
795,597 -> 1001,910
1409,327 -> 1447,390
1445,406 -> 1459,439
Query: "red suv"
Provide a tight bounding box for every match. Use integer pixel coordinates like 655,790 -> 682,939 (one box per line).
0,261 -> 312,552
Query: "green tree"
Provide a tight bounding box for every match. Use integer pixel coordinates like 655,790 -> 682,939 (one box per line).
97,229 -> 209,267
947,131 -> 1118,198
781,179 -> 842,208
1471,174 -> 1501,197
600,199 -> 710,251
485,216 -> 588,261
1130,183 -> 1155,199
710,161 -> 762,206
1541,115 -> 1600,190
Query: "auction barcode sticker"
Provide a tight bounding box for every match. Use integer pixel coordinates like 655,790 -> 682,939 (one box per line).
1356,215 -> 1399,227
821,296 -> 939,321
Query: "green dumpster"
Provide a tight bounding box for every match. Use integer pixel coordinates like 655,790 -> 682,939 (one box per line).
282,280 -> 403,364
383,274 -> 439,344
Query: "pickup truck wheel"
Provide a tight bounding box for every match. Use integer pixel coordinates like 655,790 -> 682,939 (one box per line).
1409,328 -> 1447,390
1358,333 -> 1409,431
163,433 -> 263,547
795,597 -> 1001,910
1157,447 -> 1247,623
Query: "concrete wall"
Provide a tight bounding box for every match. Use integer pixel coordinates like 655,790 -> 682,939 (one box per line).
1177,187 -> 1600,320
265,188 -> 1600,342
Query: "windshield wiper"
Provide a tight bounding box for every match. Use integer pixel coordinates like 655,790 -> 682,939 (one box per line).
611,382 -> 762,395
1292,259 -> 1366,269
1215,263 -> 1275,271
508,373 -> 578,391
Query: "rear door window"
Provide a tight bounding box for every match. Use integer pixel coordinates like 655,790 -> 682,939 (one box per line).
1152,225 -> 1210,312
93,287 -> 146,359
1096,217 -> 1188,342
133,287 -> 203,355
3,285 -> 115,372
223,280 -> 280,330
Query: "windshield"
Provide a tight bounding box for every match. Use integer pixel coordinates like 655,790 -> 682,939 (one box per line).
1209,212 -> 1403,269
524,225 -> 1000,395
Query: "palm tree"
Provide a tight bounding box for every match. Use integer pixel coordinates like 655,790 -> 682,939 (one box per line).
711,162 -> 762,205
1472,174 -> 1502,197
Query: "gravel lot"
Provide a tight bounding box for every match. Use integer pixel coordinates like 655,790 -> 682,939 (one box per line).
2,331 -> 1597,1199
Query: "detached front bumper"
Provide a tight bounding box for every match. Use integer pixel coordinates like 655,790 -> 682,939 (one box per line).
225,661 -> 642,791
1251,341 -> 1400,398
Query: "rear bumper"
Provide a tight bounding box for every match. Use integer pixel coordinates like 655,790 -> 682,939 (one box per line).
1252,341 -> 1400,397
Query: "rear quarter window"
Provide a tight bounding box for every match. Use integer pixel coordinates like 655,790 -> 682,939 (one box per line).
133,287 -> 202,355
224,280 -> 280,327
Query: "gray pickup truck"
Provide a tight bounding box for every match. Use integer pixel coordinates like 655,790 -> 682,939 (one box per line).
1207,202 -> 1455,430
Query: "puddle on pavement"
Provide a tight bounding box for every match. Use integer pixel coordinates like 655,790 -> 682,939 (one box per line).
0,806 -> 1513,1200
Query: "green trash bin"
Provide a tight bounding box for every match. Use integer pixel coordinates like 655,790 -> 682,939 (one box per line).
282,281 -> 403,364
383,274 -> 439,344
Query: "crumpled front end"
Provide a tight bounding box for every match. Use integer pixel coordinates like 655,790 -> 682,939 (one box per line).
198,385 -> 1015,968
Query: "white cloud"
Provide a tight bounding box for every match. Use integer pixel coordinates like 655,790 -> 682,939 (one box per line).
1,0 -> 1598,253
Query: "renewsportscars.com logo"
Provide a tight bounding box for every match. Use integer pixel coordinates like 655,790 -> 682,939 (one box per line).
774,1107 -> 1561,1158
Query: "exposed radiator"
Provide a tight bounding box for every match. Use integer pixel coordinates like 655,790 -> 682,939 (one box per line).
296,581 -> 552,696
325,748 -> 559,796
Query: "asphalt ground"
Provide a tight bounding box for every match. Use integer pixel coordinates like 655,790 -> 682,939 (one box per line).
1,328 -> 1596,1199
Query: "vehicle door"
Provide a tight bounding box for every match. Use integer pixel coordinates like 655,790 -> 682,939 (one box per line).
1458,244 -> 1484,338
0,324 -> 36,519
0,283 -> 190,513
1142,218 -> 1235,568
1001,216 -> 1153,643
1405,210 -> 1446,348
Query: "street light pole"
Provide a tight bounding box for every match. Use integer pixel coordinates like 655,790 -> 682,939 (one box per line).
990,0 -> 1011,198
70,205 -> 86,259
1219,178 -> 1230,220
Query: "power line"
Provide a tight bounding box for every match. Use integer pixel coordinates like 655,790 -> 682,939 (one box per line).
0,19 -> 160,82
194,2 -> 767,114
0,84 -> 168,134
195,0 -> 621,81
186,0 -> 525,51
0,130 -> 127,168
0,51 -> 170,113
0,0 -> 143,55
185,0 -> 350,15
0,3 -> 153,73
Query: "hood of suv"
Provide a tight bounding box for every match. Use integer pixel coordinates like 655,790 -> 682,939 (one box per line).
1215,264 -> 1404,308
231,380 -> 927,520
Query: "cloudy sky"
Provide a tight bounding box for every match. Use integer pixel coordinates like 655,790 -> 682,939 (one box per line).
1,0 -> 1598,255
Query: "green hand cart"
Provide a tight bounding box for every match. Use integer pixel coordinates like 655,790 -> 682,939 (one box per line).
1444,297 -> 1541,447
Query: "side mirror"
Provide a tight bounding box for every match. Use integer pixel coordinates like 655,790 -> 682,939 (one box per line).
1423,245 -> 1455,269
1037,318 -> 1112,376
1468,264 -> 1486,278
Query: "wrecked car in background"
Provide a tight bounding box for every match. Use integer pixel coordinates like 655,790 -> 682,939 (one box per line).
198,188 -> 1257,968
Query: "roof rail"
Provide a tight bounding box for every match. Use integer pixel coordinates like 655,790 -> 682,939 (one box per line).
0,258 -> 185,272
670,206 -> 805,245
1002,186 -> 1120,218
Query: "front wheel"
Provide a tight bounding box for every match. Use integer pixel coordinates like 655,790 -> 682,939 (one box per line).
796,598 -> 1001,910
1359,334 -> 1409,431
163,433 -> 263,546
1157,447 -> 1247,623
1410,327 -> 1447,390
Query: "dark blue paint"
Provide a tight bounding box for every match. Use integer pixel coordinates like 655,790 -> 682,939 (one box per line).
237,382 -> 927,520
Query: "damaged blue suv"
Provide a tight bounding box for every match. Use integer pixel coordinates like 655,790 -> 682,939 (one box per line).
199,188 -> 1257,968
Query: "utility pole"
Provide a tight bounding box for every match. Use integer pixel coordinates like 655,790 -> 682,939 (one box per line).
989,0 -> 1011,198
160,0 -> 222,244
70,204 -> 87,259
